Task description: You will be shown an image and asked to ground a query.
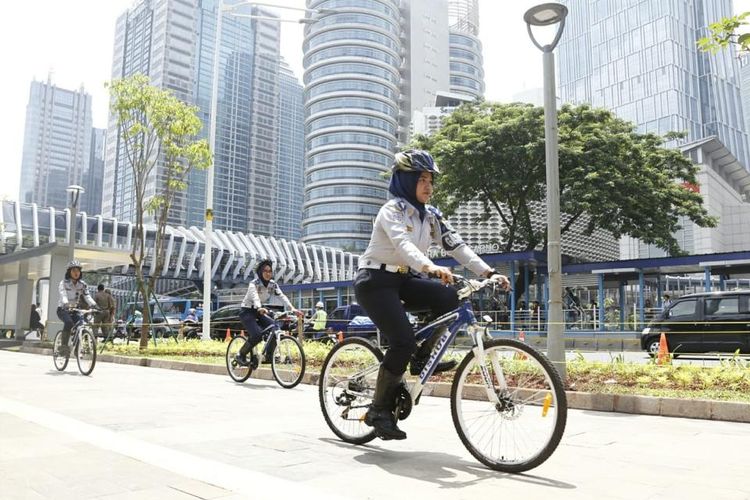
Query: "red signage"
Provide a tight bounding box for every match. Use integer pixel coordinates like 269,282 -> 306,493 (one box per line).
681,181 -> 700,193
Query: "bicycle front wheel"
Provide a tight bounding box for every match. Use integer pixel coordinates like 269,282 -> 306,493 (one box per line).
271,335 -> 305,389
226,336 -> 252,383
52,331 -> 69,371
76,328 -> 97,376
451,339 -> 567,473
319,337 -> 383,445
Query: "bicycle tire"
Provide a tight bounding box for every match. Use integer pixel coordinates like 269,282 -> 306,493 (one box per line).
450,338 -> 567,473
319,337 -> 383,445
271,335 -> 306,389
226,336 -> 252,383
52,331 -> 69,371
76,328 -> 97,376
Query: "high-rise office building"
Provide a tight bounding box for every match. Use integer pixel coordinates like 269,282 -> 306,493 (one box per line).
19,78 -> 92,210
104,0 -> 284,236
275,61 -> 305,241
103,0 -> 197,225
193,1 -> 281,233
82,128 -> 106,215
558,0 -> 750,259
558,0 -> 750,169
302,0 -> 481,251
448,0 -> 484,100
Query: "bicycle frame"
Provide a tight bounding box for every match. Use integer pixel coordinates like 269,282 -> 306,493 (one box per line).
406,280 -> 507,408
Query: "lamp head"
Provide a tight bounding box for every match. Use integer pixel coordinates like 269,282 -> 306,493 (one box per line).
524,3 -> 568,26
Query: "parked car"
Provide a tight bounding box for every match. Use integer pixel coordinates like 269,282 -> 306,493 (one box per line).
640,290 -> 750,356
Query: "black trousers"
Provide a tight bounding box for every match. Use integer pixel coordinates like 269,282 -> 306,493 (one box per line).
56,307 -> 81,345
353,269 -> 459,375
238,307 -> 276,356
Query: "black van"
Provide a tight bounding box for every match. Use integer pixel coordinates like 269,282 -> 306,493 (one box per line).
640,290 -> 750,356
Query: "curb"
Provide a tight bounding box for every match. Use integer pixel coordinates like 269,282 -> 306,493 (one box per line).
18,345 -> 750,424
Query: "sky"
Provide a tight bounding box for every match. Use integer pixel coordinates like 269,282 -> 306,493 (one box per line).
2,0 -> 749,203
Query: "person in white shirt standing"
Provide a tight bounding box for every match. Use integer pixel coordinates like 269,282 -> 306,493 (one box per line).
354,149 -> 509,441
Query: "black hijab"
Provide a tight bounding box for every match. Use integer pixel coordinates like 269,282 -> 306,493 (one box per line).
256,259 -> 273,287
388,170 -> 425,221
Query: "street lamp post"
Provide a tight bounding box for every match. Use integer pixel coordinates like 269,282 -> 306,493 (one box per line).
66,185 -> 85,263
202,1 -> 332,340
524,2 -> 568,381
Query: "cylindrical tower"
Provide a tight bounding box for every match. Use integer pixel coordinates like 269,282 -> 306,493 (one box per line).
448,0 -> 484,99
302,0 -> 403,252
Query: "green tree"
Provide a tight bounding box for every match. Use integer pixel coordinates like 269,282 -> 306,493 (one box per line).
107,74 -> 211,349
413,102 -> 716,257
697,11 -> 750,53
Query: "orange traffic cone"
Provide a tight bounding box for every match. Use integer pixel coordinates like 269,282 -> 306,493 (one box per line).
337,331 -> 344,343
225,327 -> 231,342
657,332 -> 670,365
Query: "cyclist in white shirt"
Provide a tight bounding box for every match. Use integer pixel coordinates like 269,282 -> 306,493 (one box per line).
235,260 -> 300,368
355,149 -> 509,440
56,260 -> 98,356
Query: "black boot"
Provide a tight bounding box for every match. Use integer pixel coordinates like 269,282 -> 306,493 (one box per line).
261,336 -> 277,364
409,327 -> 457,376
364,365 -> 407,440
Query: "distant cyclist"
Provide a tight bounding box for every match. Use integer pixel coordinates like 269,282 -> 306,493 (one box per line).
56,260 -> 98,356
235,260 -> 301,367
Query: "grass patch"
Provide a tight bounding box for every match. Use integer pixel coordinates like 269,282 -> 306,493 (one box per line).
96,340 -> 750,403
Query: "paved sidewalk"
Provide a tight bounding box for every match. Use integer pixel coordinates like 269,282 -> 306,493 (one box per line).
1,350 -> 749,500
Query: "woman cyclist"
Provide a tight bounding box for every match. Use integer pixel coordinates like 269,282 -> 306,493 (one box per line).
355,149 -> 510,441
235,260 -> 300,368
57,260 -> 98,356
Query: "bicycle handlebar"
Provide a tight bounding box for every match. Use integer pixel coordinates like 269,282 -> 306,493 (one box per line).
66,307 -> 101,315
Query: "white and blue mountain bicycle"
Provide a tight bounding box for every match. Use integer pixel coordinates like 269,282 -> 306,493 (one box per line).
318,274 -> 567,473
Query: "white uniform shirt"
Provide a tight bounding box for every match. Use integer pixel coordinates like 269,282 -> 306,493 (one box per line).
58,279 -> 97,309
359,198 -> 491,277
240,277 -> 294,310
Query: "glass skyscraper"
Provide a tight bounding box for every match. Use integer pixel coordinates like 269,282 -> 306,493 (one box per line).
558,0 -> 749,169
276,61 -> 305,241
103,0 -> 196,225
104,0 -> 287,236
193,1 -> 281,234
448,0 -> 484,99
302,0 -> 403,251
19,78 -> 92,211
302,0 -> 480,251
82,128 -> 106,215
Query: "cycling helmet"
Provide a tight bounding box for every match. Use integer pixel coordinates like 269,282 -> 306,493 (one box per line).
66,260 -> 82,272
134,310 -> 143,316
392,149 -> 440,175
315,301 -> 324,309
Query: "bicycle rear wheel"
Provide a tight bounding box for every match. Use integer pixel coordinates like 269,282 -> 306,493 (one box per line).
319,337 -> 383,445
52,331 -> 69,371
451,339 -> 567,473
226,336 -> 252,383
271,335 -> 305,389
76,328 -> 97,376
